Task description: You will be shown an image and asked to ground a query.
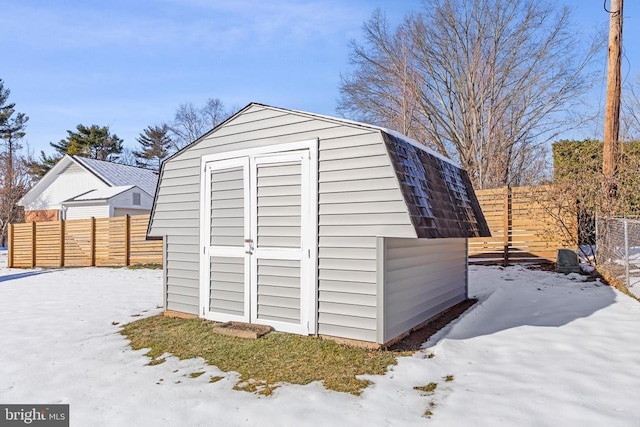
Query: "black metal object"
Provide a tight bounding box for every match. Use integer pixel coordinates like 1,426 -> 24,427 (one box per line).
383,132 -> 491,238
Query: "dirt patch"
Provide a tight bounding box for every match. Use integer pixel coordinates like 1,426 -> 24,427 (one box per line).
524,262 -> 557,272
388,299 -> 477,352
524,262 -> 595,279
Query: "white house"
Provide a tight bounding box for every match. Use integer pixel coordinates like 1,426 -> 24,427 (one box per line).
18,155 -> 158,222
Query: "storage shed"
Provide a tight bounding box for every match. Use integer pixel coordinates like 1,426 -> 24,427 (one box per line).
148,103 -> 490,346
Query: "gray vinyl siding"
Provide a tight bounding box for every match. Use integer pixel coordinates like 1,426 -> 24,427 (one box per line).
255,160 -> 303,324
150,104 -> 416,340
210,167 -> 244,246
381,237 -> 468,344
257,161 -> 302,248
165,233 -> 199,315
317,131 -> 414,342
257,258 -> 301,324
110,187 -> 154,212
210,256 -> 244,316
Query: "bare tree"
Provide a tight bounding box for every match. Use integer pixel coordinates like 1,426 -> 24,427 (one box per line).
116,147 -> 140,168
339,0 -> 603,189
0,153 -> 34,244
623,75 -> 640,140
169,98 -> 233,150
201,98 -> 230,131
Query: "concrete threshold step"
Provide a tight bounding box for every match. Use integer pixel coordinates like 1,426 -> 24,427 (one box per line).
211,321 -> 273,339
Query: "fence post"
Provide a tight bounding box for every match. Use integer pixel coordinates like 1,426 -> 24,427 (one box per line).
503,186 -> 512,266
31,221 -> 36,268
624,219 -> 629,289
8,223 -> 14,268
124,215 -> 131,266
59,220 -> 65,268
90,217 -> 96,267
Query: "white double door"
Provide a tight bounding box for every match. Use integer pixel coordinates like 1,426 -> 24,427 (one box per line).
201,148 -> 314,334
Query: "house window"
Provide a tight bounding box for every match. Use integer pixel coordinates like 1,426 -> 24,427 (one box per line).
133,192 -> 141,206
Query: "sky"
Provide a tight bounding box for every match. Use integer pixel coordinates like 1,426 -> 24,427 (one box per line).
1,0 -> 639,155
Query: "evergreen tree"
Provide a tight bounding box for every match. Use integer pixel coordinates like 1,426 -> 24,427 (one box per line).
25,151 -> 60,179
0,79 -> 30,245
27,124 -> 124,178
50,124 -> 123,161
133,124 -> 172,170
0,79 -> 29,175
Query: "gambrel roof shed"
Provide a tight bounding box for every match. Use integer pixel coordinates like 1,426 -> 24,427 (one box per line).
148,103 -> 489,346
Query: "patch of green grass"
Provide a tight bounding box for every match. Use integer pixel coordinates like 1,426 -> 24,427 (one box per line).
443,375 -> 454,382
189,371 -> 205,378
414,382 -> 438,394
121,315 -> 408,395
209,376 -> 224,383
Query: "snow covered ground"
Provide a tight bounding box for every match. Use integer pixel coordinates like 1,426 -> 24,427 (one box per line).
1,264 -> 640,426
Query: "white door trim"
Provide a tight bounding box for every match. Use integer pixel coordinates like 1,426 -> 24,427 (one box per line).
199,157 -> 250,322
201,140 -> 317,164
250,151 -> 309,335
199,139 -> 318,334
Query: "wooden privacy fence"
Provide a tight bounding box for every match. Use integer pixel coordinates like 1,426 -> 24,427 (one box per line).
8,215 -> 163,268
7,188 -> 572,268
469,186 -> 575,264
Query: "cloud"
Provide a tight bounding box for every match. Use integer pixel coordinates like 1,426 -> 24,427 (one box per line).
163,0 -> 360,42
1,0 -> 360,54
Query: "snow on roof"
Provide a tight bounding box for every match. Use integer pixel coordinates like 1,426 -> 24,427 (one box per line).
73,157 -> 158,196
379,127 -> 458,166
64,185 -> 135,202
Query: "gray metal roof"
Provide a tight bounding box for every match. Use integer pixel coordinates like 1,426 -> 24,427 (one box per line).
63,185 -> 135,202
73,157 -> 158,196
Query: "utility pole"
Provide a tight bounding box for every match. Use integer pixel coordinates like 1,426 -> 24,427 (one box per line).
603,0 -> 623,205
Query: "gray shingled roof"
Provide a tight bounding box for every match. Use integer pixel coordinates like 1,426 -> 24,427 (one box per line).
381,132 -> 491,238
73,157 -> 158,196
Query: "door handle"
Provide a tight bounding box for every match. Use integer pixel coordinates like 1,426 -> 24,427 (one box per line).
245,239 -> 254,255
